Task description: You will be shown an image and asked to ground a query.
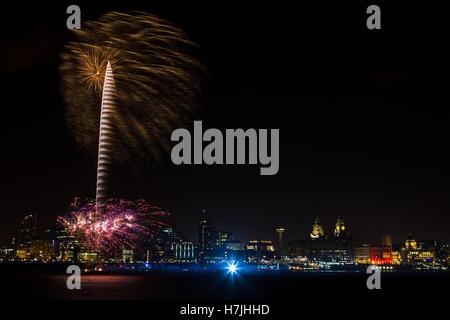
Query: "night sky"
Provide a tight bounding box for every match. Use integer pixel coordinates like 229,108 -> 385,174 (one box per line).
1,2 -> 450,245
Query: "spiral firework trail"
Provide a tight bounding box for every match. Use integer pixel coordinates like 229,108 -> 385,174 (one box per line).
96,61 -> 116,206
60,12 -> 205,200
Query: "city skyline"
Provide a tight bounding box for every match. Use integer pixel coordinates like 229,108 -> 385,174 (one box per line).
3,209 -> 448,273
2,209 -> 446,255
2,197 -> 449,245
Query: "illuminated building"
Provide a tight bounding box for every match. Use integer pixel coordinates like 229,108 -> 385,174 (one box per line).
405,249 -> 435,263
417,240 -> 436,263
139,225 -> 186,262
307,239 -> 354,262
355,244 -> 372,264
225,240 -> 245,251
16,249 -> 29,260
16,213 -> 37,261
30,239 -> 55,261
391,245 -> 402,265
433,241 -> 449,264
333,216 -> 345,237
163,227 -> 181,242
78,251 -> 98,263
355,245 -> 393,264
1,237 -> 16,262
370,247 -> 393,264
306,217 -> 354,262
171,241 -> 195,261
122,246 -> 133,263
402,235 -> 436,264
416,250 -> 434,261
247,240 -> 275,261
197,210 -> 236,261
213,229 -> 232,249
405,233 -> 417,250
391,251 -> 401,264
287,240 -> 306,259
276,225 -> 286,248
381,234 -> 392,247
247,240 -> 275,252
405,240 -> 435,264
56,227 -> 81,262
201,238 -> 245,263
355,235 -> 394,265
310,217 -> 324,239
369,234 -> 393,264
198,210 -> 214,255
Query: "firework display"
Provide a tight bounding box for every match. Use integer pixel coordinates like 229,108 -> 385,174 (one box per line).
60,11 -> 205,166
58,198 -> 169,256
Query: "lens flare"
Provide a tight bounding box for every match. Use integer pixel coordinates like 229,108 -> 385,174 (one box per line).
227,261 -> 238,274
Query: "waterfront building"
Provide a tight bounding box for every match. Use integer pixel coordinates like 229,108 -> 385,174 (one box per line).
171,241 -> 195,261
30,239 -> 55,261
276,225 -> 286,248
355,244 -> 372,264
247,239 -> 275,261
16,213 -> 37,261
355,245 -> 393,264
310,217 -> 324,239
405,233 -> 417,250
121,246 -> 133,263
306,217 -> 354,262
334,217 -> 345,237
198,210 -> 214,255
213,228 -> 232,250
381,234 -> 392,247
391,244 -> 402,264
402,234 -> 435,264
225,240 -> 245,251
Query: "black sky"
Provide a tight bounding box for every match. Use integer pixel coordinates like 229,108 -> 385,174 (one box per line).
1,2 -> 450,245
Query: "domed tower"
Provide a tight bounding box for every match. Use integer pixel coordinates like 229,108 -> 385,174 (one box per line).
310,217 -> 324,239
334,216 -> 346,237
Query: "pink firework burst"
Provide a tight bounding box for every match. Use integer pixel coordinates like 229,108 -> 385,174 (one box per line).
58,198 -> 169,255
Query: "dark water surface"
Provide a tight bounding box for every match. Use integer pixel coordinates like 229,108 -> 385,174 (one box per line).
4,269 -> 449,300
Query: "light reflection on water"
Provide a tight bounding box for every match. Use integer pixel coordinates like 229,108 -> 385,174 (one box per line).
42,274 -> 152,299
10,271 -> 438,300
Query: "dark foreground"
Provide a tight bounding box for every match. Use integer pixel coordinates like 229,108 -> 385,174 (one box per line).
3,266 -> 448,318
4,268 -> 449,300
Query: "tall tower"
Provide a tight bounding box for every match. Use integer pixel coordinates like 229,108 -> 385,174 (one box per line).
276,225 -> 286,248
334,216 -> 346,237
96,61 -> 116,207
198,209 -> 213,253
16,213 -> 37,260
310,217 -> 324,239
381,234 -> 392,247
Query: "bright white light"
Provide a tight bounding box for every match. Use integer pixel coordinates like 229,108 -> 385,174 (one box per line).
227,262 -> 238,274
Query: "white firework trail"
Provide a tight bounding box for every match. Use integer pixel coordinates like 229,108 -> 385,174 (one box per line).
96,61 -> 116,206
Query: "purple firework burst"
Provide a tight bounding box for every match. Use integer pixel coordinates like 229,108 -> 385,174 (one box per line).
58,198 -> 169,255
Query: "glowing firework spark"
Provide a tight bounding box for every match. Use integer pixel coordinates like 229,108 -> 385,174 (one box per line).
58,198 -> 169,256
60,12 -> 205,168
75,46 -> 120,94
